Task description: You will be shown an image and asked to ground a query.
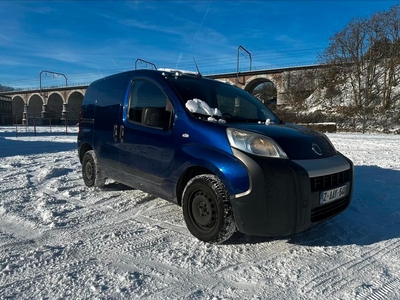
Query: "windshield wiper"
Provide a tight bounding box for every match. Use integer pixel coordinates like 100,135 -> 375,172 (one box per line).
223,116 -> 267,123
224,116 -> 284,124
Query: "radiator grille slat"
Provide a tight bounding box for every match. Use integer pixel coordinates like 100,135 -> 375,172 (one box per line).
310,169 -> 352,222
310,169 -> 351,192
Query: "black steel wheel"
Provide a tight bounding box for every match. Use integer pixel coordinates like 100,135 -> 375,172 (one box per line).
82,150 -> 105,188
182,175 -> 236,243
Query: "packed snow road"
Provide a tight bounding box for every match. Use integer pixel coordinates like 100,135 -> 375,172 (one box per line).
0,126 -> 399,299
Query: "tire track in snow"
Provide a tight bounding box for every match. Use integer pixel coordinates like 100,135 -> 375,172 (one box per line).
47,206 -> 283,298
0,185 -> 187,256
0,255 -> 100,298
134,214 -> 191,237
96,247 -> 263,299
300,239 -> 400,297
2,146 -> 293,287
362,277 -> 400,300
0,215 -> 43,248
0,217 -> 179,298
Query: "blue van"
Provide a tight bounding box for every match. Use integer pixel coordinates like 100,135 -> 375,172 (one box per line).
77,69 -> 353,243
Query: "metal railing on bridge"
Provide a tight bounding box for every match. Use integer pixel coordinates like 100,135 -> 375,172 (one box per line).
13,118 -> 79,138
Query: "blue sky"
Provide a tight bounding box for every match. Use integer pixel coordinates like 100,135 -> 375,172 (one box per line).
0,0 -> 398,89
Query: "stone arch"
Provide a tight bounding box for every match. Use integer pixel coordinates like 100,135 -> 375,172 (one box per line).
244,75 -> 277,92
47,91 -> 65,105
12,96 -> 25,124
67,91 -> 85,121
12,94 -> 27,105
27,94 -> 44,118
244,75 -> 278,106
47,93 -> 64,121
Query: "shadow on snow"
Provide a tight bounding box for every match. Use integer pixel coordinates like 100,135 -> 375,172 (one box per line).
0,135 -> 77,158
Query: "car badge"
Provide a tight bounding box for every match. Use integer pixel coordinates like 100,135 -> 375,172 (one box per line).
312,143 -> 322,156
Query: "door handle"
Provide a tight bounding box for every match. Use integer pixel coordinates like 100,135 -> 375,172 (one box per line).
120,125 -> 124,143
113,124 -> 118,142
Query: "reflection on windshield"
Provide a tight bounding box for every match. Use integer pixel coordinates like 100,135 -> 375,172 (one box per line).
167,75 -> 281,124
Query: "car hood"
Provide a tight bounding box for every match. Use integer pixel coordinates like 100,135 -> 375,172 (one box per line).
228,123 -> 336,160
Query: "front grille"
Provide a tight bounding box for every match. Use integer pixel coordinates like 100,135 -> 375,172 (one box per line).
311,196 -> 350,222
310,169 -> 351,192
309,169 -> 352,222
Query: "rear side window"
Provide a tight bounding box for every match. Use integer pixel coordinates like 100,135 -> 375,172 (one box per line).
128,79 -> 173,129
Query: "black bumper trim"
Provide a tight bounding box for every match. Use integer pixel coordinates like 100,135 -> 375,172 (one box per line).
230,149 -> 354,237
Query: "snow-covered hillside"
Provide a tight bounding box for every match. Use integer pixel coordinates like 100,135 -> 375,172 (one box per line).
0,126 -> 399,299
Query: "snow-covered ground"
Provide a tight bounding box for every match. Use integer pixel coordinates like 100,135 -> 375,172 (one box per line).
0,126 -> 399,299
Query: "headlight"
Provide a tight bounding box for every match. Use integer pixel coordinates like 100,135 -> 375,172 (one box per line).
226,128 -> 288,158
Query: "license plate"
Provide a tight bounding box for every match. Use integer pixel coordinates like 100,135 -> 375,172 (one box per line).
320,185 -> 347,205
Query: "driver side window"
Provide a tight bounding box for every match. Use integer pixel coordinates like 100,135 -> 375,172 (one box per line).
128,80 -> 173,129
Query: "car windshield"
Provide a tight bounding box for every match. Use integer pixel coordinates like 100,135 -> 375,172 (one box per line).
166,75 -> 281,124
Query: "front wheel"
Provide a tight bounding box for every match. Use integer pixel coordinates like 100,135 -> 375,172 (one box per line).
82,150 -> 106,188
182,175 -> 236,243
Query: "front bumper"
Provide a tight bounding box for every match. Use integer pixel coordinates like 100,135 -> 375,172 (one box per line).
230,149 -> 354,236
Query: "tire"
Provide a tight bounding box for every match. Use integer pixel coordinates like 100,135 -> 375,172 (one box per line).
82,150 -> 106,188
182,174 -> 236,243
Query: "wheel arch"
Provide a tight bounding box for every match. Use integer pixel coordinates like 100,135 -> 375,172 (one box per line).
78,142 -> 93,163
176,166 -> 214,206
174,145 -> 250,205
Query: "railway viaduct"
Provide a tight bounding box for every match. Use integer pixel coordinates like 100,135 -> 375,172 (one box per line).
0,65 -> 323,125
1,85 -> 87,125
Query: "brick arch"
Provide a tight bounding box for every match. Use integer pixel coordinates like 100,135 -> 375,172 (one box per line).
12,96 -> 25,123
66,89 -> 85,101
47,91 -> 65,105
244,73 -> 285,105
244,75 -> 276,104
47,93 -> 64,120
11,94 -> 28,105
27,94 -> 44,118
67,90 -> 85,121
244,75 -> 278,93
27,93 -> 44,106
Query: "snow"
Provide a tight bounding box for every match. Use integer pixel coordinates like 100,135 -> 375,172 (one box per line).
185,98 -> 226,123
1,126 -> 400,299
258,118 -> 275,125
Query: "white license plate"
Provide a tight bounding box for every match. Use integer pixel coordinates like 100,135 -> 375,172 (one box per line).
320,185 -> 347,205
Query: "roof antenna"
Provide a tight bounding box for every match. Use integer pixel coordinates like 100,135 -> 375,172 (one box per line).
193,58 -> 202,77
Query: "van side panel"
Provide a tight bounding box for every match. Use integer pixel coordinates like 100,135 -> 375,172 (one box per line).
92,73 -> 130,180
77,78 -> 103,160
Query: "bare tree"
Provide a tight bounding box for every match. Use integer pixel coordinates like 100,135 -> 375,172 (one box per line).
0,84 -> 15,92
320,5 -> 400,110
376,5 -> 400,108
320,18 -> 371,108
318,65 -> 347,106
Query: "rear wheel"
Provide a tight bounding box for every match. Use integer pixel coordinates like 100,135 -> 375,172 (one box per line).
82,150 -> 105,188
182,175 -> 236,243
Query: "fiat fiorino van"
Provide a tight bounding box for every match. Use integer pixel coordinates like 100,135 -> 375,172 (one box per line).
77,68 -> 353,243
